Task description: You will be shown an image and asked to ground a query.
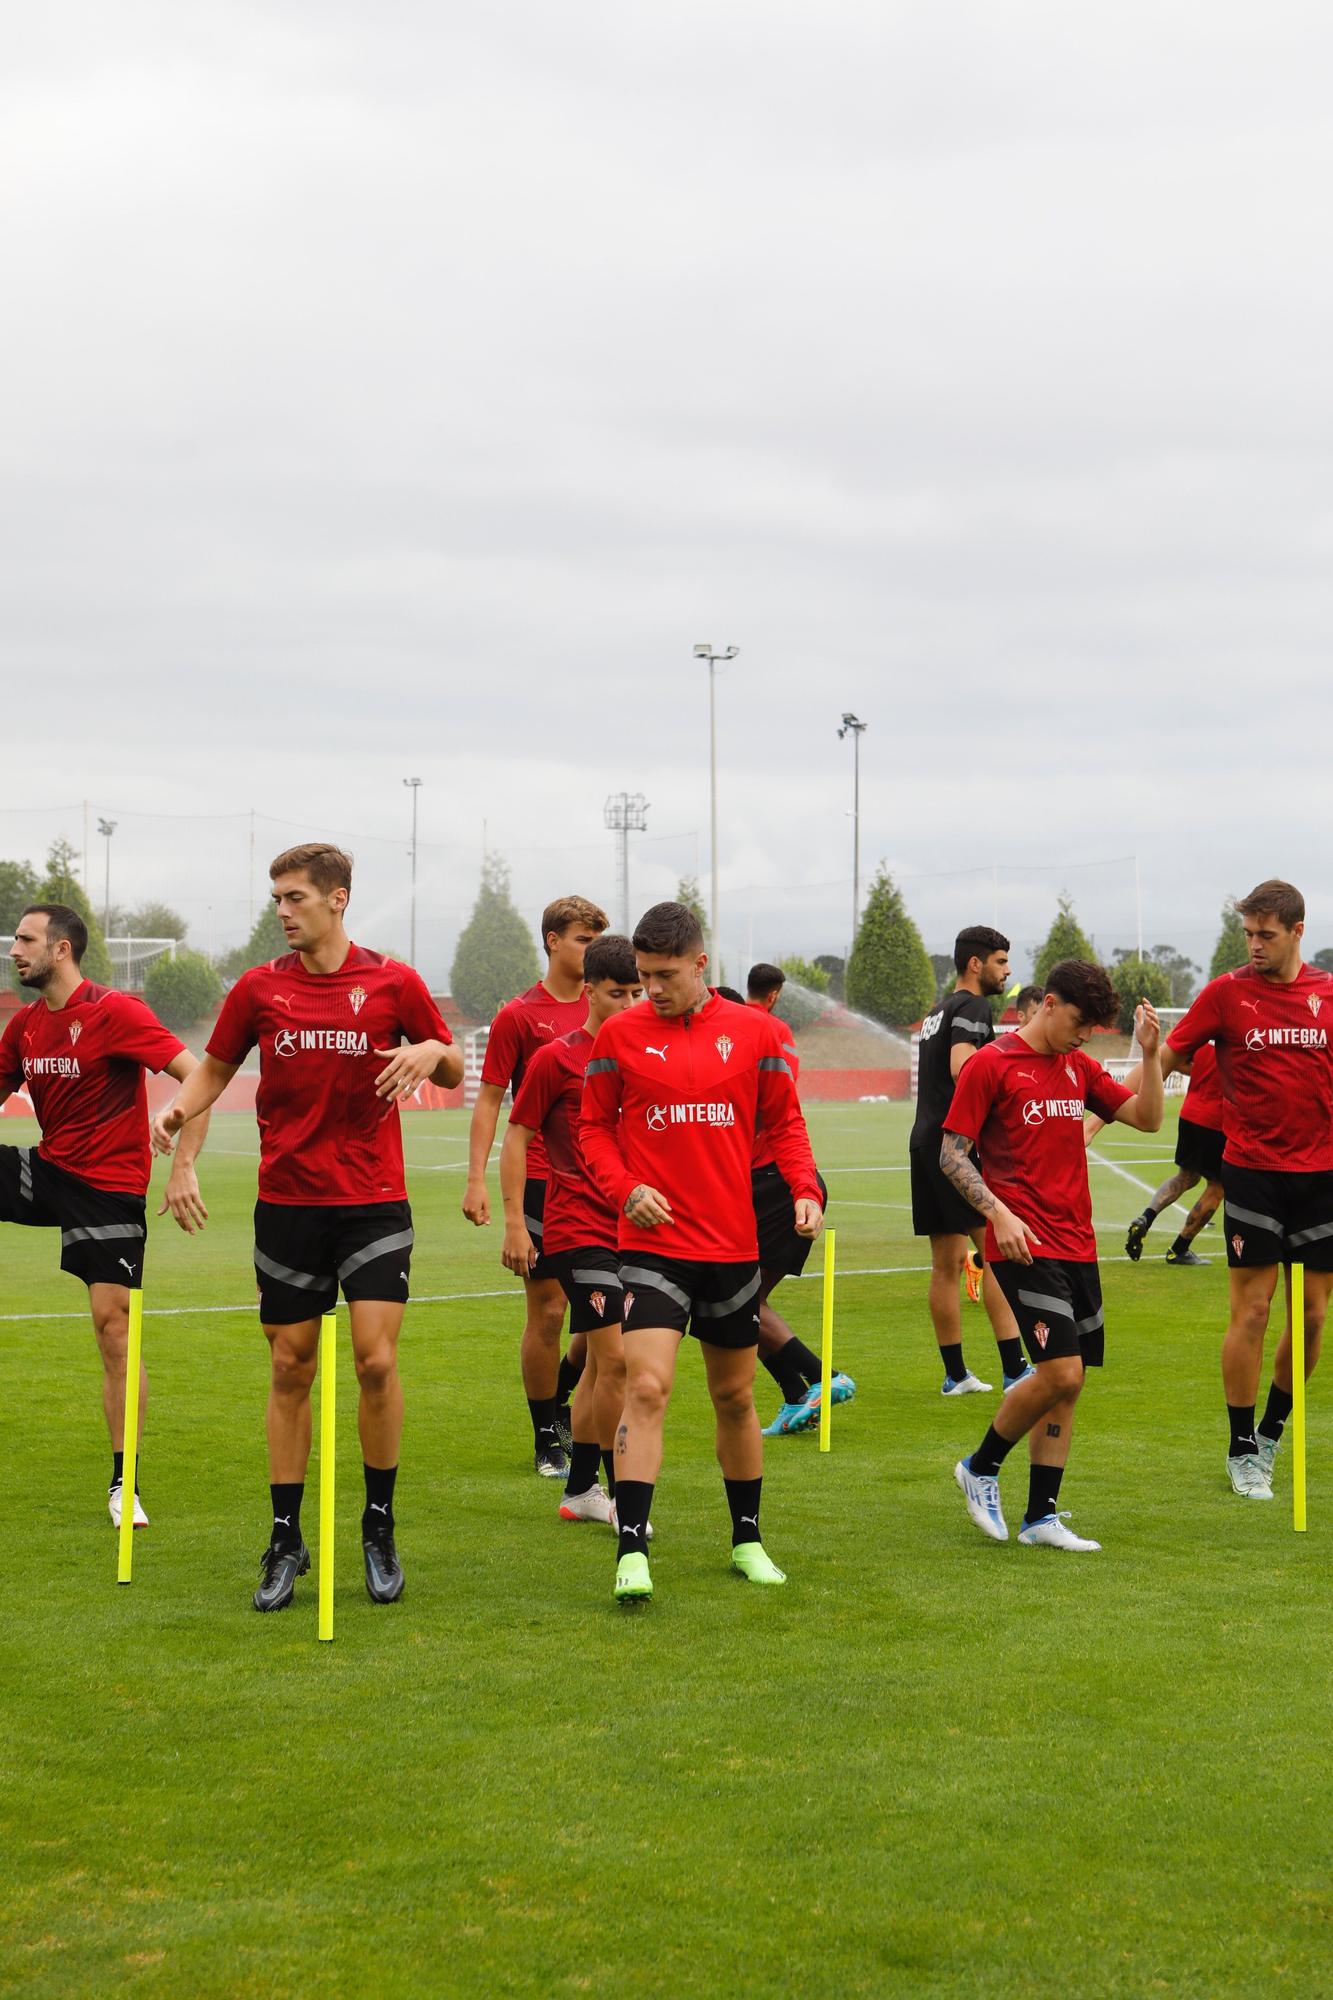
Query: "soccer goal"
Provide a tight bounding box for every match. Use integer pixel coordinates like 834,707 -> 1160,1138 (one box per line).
1105,1006 -> 1190,1094
0,935 -> 177,993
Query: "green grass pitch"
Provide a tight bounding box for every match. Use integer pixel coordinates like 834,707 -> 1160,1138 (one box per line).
3,1102 -> 1332,1998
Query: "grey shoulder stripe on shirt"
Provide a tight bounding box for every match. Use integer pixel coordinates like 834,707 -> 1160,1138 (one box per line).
758,1057 -> 793,1075
585,1057 -> 619,1076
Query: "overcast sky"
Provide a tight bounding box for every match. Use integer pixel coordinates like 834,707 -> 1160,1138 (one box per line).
4,2 -> 1331,987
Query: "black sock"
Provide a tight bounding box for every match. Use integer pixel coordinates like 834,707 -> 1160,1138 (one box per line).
997,1337 -> 1026,1379
969,1424 -> 1018,1479
724,1475 -> 763,1547
528,1396 -> 561,1449
615,1479 -> 653,1559
270,1481 -> 304,1551
565,1440 -> 601,1498
1024,1462 -> 1065,1525
362,1462 -> 397,1537
940,1342 -> 968,1385
761,1343 -> 810,1405
601,1449 -> 616,1499
111,1451 -> 141,1496
1167,1234 -> 1192,1258
1136,1206 -> 1156,1233
1228,1403 -> 1258,1457
785,1337 -> 823,1388
1258,1384 -> 1294,1444
556,1352 -> 584,1403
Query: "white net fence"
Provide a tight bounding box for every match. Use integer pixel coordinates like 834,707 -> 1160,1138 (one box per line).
2,936 -> 176,993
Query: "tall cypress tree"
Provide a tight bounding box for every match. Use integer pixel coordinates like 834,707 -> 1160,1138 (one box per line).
1210,904 -> 1248,981
220,901 -> 287,979
451,855 -> 540,1021
1032,896 -> 1096,988
36,839 -> 113,983
845,866 -> 935,1028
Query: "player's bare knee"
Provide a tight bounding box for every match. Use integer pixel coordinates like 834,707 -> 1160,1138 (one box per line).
270,1342 -> 317,1397
931,1238 -> 966,1278
626,1369 -> 671,1420
1037,1357 -> 1083,1403
354,1345 -> 396,1395
710,1377 -> 756,1425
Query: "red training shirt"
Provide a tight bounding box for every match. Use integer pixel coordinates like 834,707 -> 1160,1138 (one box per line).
509,1029 -> 616,1254
1168,963 -> 1333,1172
580,992 -> 822,1262
1176,1039 -> 1224,1135
207,946 -> 452,1205
944,1033 -> 1133,1262
0,980 -> 184,1197
482,983 -> 590,1181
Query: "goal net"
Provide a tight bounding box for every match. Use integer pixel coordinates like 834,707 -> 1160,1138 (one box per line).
1,936 -> 178,993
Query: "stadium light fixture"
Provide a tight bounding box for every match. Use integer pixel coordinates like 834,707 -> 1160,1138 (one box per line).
837,713 -> 868,947
693,645 -> 738,956
96,817 -> 118,934
403,779 -> 423,966
603,792 -> 650,932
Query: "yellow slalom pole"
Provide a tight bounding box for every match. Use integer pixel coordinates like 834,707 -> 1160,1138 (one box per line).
116,1289 -> 144,1585
1292,1262 -> 1307,1534
318,1311 -> 337,1641
819,1229 -> 836,1454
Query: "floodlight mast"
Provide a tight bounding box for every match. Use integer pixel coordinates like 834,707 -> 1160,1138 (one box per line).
837,713 -> 867,949
603,792 -> 649,933
693,645 -> 738,958
97,817 -> 118,934
403,778 -> 423,965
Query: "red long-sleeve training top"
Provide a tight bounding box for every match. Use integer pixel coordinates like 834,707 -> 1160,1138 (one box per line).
580,992 -> 823,1262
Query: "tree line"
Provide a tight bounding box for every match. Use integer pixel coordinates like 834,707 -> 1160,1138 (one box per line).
5,841 -> 1327,1038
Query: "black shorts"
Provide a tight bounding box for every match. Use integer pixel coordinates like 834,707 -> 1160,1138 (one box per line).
1222,1165 -> 1333,1271
989,1257 -> 1105,1368
910,1139 -> 982,1238
620,1255 -> 762,1350
254,1199 -> 414,1323
522,1177 -> 561,1283
1176,1117 -> 1224,1183
548,1244 -> 624,1336
0,1145 -> 146,1288
752,1165 -> 829,1279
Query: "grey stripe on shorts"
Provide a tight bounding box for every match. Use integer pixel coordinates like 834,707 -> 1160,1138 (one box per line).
1017,1289 -> 1073,1320
337,1229 -> 415,1282
254,1247 -> 333,1293
1224,1200 -> 1282,1235
619,1264 -> 692,1314
61,1222 -> 146,1246
695,1271 -> 762,1320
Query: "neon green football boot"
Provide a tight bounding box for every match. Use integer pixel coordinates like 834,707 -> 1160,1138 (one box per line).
731,1541 -> 786,1585
614,1552 -> 653,1601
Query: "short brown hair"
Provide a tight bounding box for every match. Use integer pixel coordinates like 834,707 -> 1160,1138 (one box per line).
583,934 -> 639,986
269,843 -> 354,897
541,895 -> 608,952
1043,959 -> 1118,1028
1236,879 -> 1304,930
633,901 -> 704,957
